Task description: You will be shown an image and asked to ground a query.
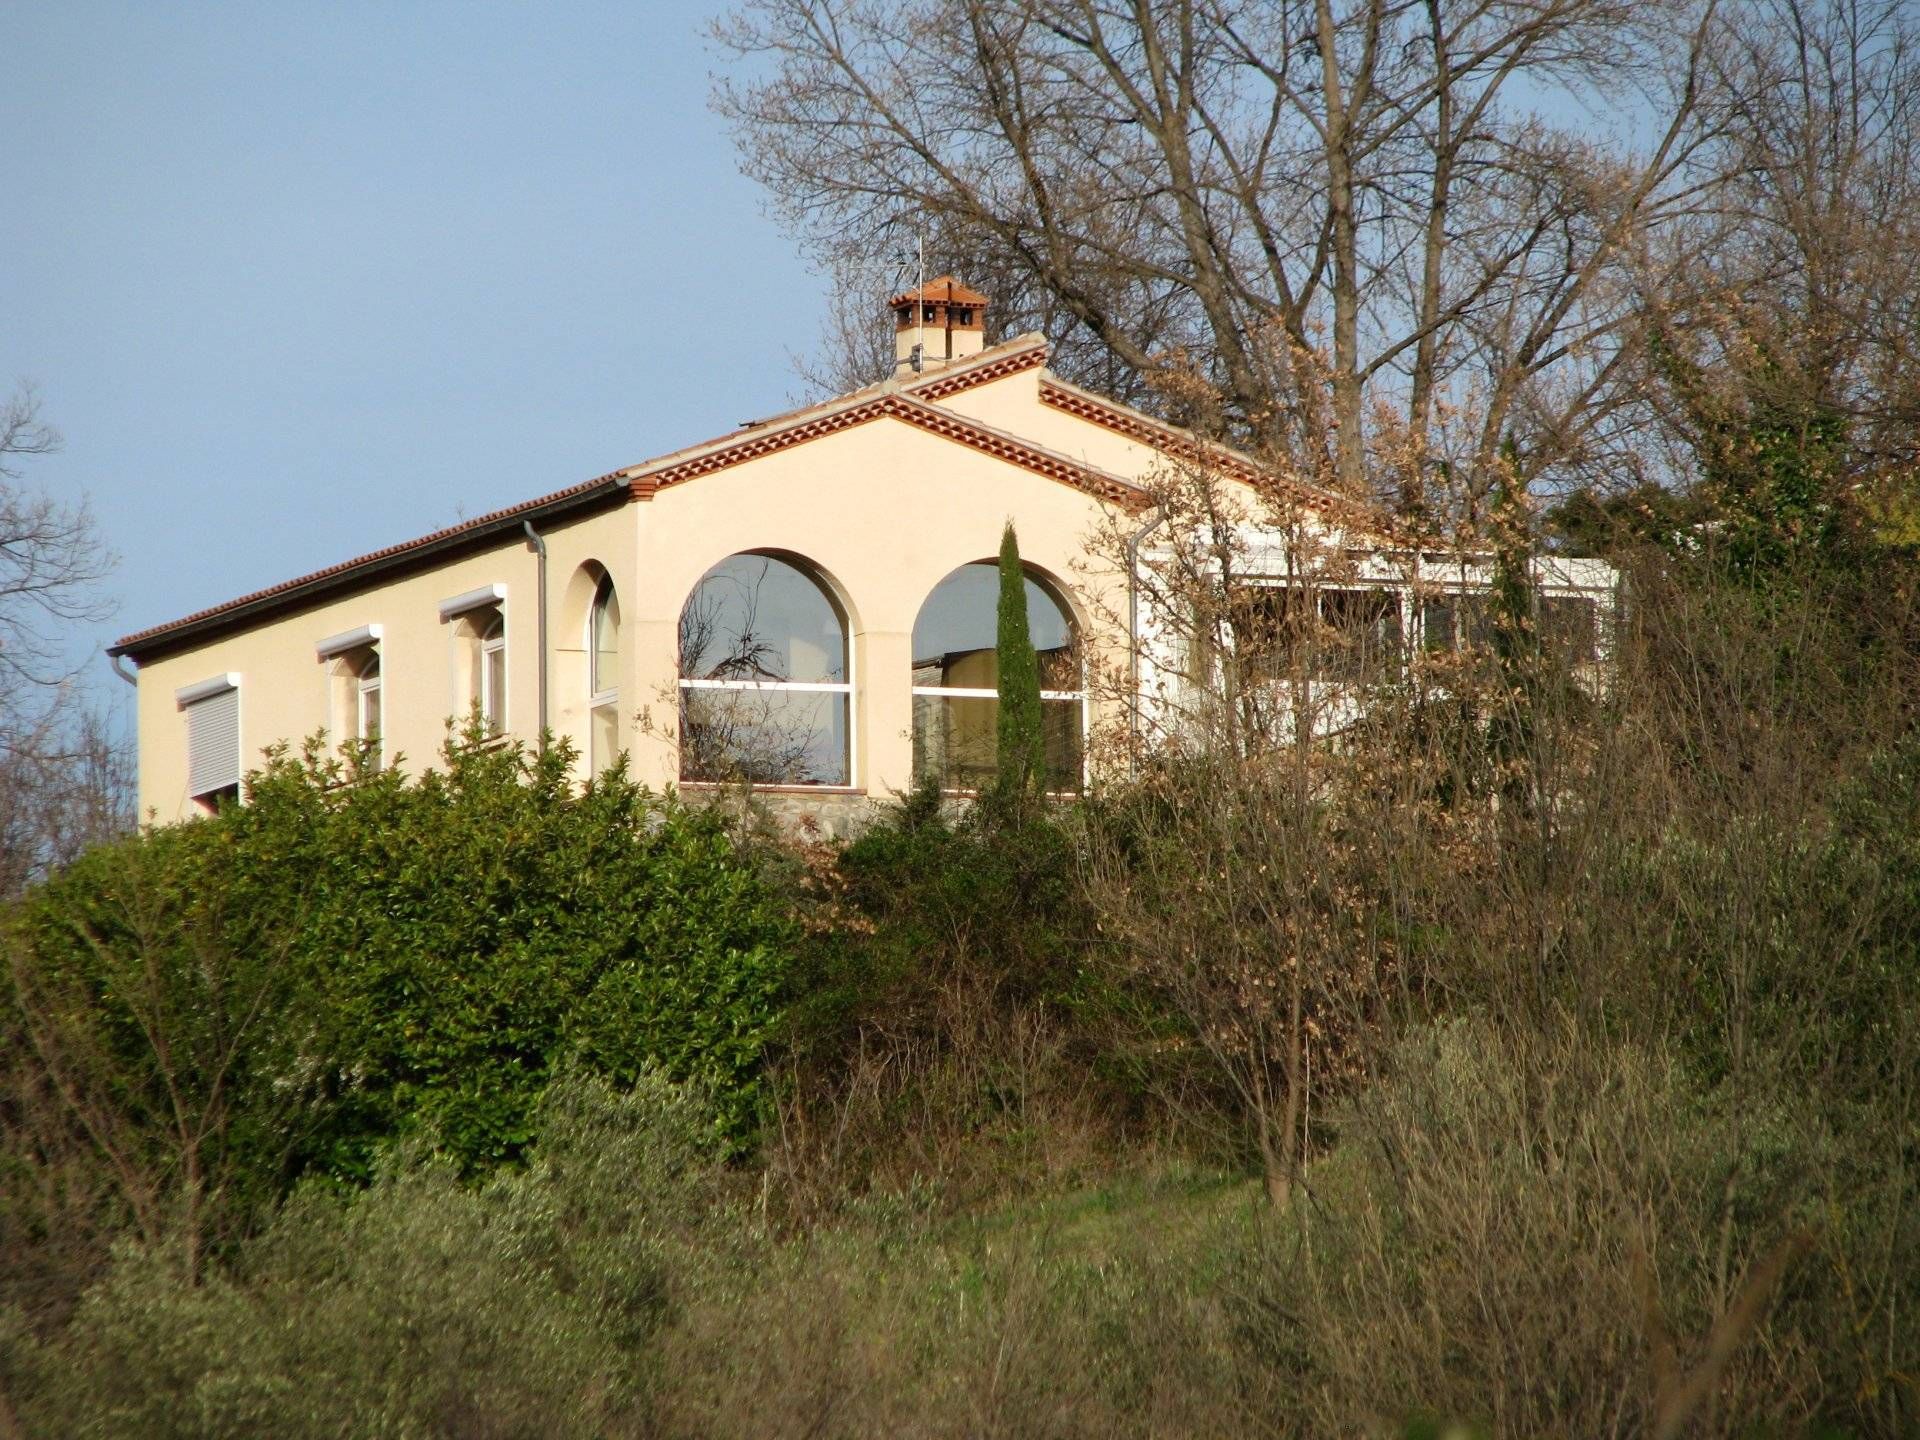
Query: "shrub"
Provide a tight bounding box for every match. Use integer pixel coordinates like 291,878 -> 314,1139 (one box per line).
5,1071 -> 721,1440
1236,1018 -> 1845,1438
766,785 -> 1126,1210
1,732 -> 796,1305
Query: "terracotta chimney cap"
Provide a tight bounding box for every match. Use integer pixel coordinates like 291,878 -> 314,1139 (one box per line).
889,275 -> 990,311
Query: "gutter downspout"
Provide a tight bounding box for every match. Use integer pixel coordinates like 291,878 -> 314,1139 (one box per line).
522,521 -> 549,743
109,654 -> 137,687
1125,508 -> 1168,771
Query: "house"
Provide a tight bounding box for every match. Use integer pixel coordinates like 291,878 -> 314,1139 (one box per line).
110,280 -> 1617,829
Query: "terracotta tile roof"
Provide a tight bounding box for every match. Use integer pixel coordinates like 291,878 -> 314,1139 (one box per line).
110,469 -> 631,658
904,338 -> 1046,398
888,275 -> 990,309
1037,376 -> 1393,535
123,333 -> 1328,660
618,335 -> 1050,492
634,390 -> 1149,512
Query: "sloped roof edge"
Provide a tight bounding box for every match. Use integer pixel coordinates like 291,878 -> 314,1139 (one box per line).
1037,376 -> 1352,515
633,390 -> 1149,511
111,472 -> 631,660
111,336 -> 1100,661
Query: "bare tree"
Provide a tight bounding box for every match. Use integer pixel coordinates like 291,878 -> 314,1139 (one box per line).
0,383 -> 126,893
1637,0 -> 1920,548
715,0 -> 1731,515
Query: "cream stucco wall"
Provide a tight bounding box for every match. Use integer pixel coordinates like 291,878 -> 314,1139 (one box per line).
131,504 -> 638,821
127,357 -> 1149,823
624,413 -> 1127,798
932,369 -> 1171,482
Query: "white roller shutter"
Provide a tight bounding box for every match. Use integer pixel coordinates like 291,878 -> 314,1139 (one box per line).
177,675 -> 241,798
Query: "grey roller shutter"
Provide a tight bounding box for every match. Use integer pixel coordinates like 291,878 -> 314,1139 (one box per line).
181,680 -> 240,797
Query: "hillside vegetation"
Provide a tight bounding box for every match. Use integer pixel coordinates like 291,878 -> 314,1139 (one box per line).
3,543 -> 1918,1439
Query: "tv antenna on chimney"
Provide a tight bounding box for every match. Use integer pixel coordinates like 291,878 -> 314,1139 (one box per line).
914,232 -> 926,374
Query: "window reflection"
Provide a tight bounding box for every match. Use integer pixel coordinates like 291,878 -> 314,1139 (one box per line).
678,553 -> 851,785
1231,585 -> 1403,684
589,575 -> 621,773
910,562 -> 1082,791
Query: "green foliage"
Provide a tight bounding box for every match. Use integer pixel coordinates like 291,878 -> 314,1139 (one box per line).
6,1071 -> 721,1440
1545,481 -> 1714,558
1652,328 -> 1856,580
3,730 -> 796,1254
994,521 -> 1047,803
790,781 -> 1089,1040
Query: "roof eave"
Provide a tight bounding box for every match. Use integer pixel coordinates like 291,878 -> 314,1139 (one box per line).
110,476 -> 629,664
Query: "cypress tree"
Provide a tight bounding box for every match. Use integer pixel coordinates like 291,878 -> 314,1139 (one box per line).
1488,435 -> 1540,806
994,521 -> 1048,800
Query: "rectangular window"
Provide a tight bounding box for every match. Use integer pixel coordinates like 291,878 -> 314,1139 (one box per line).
1231,585 -> 1403,684
1539,595 -> 1599,663
177,674 -> 241,804
481,623 -> 507,734
680,686 -> 851,786
910,693 -> 1082,793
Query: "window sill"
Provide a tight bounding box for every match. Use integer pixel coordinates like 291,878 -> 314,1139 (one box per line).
676,782 -> 867,797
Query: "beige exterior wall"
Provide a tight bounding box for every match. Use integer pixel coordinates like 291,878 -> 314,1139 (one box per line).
933,370 -> 1170,482
626,414 -> 1126,799
127,359 -> 1150,823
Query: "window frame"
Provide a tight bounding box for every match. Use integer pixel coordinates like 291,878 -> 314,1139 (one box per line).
355,653 -> 382,750
1229,580 -> 1408,687
909,562 -> 1086,794
676,552 -> 856,788
316,624 -> 385,771
439,583 -> 509,739
478,611 -> 507,736
176,672 -> 242,810
588,573 -> 621,774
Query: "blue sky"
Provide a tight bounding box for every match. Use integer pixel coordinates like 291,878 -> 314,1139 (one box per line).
2,1 -> 831,704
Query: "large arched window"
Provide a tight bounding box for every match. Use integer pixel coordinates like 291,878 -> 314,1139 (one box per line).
588,574 -> 621,772
678,552 -> 851,785
911,562 -> 1082,791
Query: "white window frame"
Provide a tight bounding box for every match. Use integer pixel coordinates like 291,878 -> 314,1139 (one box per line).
356,659 -> 382,743
317,624 -> 384,770
588,575 -> 620,773
678,673 -> 858,787
1229,579 -> 1410,686
675,556 -> 856,787
479,612 -> 507,736
176,672 -> 242,807
908,681 -> 1088,793
909,568 -> 1087,794
439,584 -> 509,739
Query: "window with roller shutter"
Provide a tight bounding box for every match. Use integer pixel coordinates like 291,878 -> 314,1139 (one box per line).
175,674 -> 240,809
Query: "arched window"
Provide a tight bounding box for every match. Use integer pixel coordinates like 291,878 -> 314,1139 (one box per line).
588,574 -> 621,772
911,562 -> 1082,792
317,624 -> 383,771
441,586 -> 508,737
678,552 -> 850,785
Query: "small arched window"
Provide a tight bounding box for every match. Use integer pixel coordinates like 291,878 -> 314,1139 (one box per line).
588,575 -> 621,772
317,624 -> 384,771
678,552 -> 850,785
911,563 -> 1082,792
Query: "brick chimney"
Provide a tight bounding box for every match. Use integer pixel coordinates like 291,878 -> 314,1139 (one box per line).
891,276 -> 989,375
